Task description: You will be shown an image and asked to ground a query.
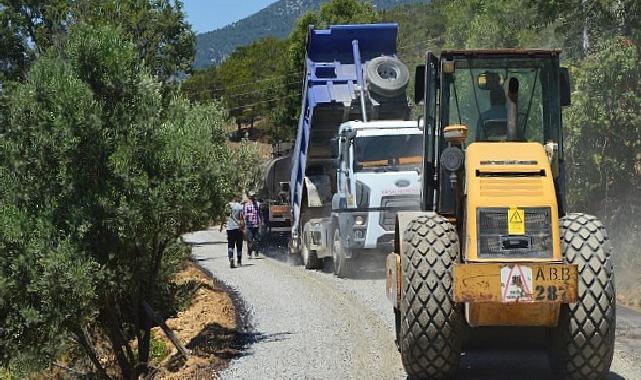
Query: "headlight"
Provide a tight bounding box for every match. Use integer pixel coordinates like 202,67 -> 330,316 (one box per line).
354,215 -> 365,226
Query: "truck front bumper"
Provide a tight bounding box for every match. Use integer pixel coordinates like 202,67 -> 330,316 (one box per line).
336,211 -> 393,251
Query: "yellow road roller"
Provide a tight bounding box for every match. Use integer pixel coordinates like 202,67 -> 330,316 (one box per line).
386,49 -> 615,379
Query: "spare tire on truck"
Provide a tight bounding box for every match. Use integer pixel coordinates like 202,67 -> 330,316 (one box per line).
366,56 -> 409,97
549,213 -> 616,380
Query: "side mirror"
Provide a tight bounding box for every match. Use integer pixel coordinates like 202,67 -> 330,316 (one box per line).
330,137 -> 339,159
560,67 -> 571,107
414,64 -> 425,105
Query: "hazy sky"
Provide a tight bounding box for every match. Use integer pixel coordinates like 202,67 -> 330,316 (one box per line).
182,0 -> 276,34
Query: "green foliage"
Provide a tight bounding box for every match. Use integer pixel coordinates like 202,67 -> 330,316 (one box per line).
0,206 -> 97,373
149,335 -> 170,364
184,36 -> 290,138
74,0 -> 195,81
230,139 -> 265,194
181,65 -> 223,103
220,38 -> 289,129
529,0 -> 641,58
0,0 -> 194,81
0,23 -> 232,376
564,37 -> 641,282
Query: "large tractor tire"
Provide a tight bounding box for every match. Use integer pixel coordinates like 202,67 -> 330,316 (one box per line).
366,56 -> 409,97
398,214 -> 463,379
550,213 -> 616,380
332,228 -> 352,278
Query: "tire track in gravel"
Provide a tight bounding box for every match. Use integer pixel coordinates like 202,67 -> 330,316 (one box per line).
184,228 -> 404,380
260,257 -> 403,379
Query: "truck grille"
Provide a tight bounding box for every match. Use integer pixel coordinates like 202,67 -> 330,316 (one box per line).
379,195 -> 420,231
477,207 -> 553,258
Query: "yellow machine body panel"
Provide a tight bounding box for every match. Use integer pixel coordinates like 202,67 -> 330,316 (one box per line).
464,142 -> 562,262
453,263 -> 578,303
460,143 -> 570,326
467,302 -> 560,327
453,262 -> 577,327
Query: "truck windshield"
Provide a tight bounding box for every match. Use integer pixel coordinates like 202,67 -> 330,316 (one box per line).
353,134 -> 422,172
444,57 -> 559,145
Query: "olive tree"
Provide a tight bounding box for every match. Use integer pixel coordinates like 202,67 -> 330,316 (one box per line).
565,37 -> 641,287
0,23 -> 232,377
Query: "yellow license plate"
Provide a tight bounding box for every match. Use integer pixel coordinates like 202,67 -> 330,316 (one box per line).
454,263 -> 578,303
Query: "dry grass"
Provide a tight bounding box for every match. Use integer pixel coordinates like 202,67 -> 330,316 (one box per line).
150,261 -> 237,379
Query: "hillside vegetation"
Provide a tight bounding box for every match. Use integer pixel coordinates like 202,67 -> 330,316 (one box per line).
194,0 -> 429,68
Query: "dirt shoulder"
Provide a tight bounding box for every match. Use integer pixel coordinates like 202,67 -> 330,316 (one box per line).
618,287 -> 641,313
150,260 -> 239,379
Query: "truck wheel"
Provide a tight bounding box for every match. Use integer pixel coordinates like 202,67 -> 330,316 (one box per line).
332,228 -> 351,278
301,239 -> 321,270
399,214 -> 462,379
298,202 -> 321,270
366,56 -> 409,97
550,213 -> 616,380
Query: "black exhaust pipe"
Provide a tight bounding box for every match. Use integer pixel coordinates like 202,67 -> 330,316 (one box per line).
507,77 -> 519,141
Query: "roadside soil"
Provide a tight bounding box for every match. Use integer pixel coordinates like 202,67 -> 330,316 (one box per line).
619,288 -> 641,312
150,261 -> 238,379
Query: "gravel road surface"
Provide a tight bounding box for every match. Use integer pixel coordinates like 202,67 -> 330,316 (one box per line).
185,228 -> 641,379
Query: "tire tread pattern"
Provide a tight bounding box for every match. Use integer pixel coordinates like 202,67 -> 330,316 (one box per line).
551,213 -> 616,380
399,214 -> 462,379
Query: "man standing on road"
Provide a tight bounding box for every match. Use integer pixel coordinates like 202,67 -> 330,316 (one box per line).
243,191 -> 262,258
224,196 -> 244,268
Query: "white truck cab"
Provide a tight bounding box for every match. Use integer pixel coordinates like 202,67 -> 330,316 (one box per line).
303,120 -> 422,276
332,120 -> 422,250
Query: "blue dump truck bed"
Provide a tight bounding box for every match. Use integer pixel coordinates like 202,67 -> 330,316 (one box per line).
289,23 -> 408,236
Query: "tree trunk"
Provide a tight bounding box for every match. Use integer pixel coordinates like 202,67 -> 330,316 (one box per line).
582,0 -> 590,55
101,307 -> 134,379
136,239 -> 167,376
75,326 -> 111,379
142,301 -> 189,357
104,325 -> 134,379
137,313 -> 152,376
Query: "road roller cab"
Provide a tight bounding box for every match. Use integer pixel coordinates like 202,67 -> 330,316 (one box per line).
386,50 -> 616,379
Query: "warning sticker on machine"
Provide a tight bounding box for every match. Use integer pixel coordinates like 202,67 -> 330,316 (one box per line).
507,208 -> 525,235
500,265 -> 533,302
